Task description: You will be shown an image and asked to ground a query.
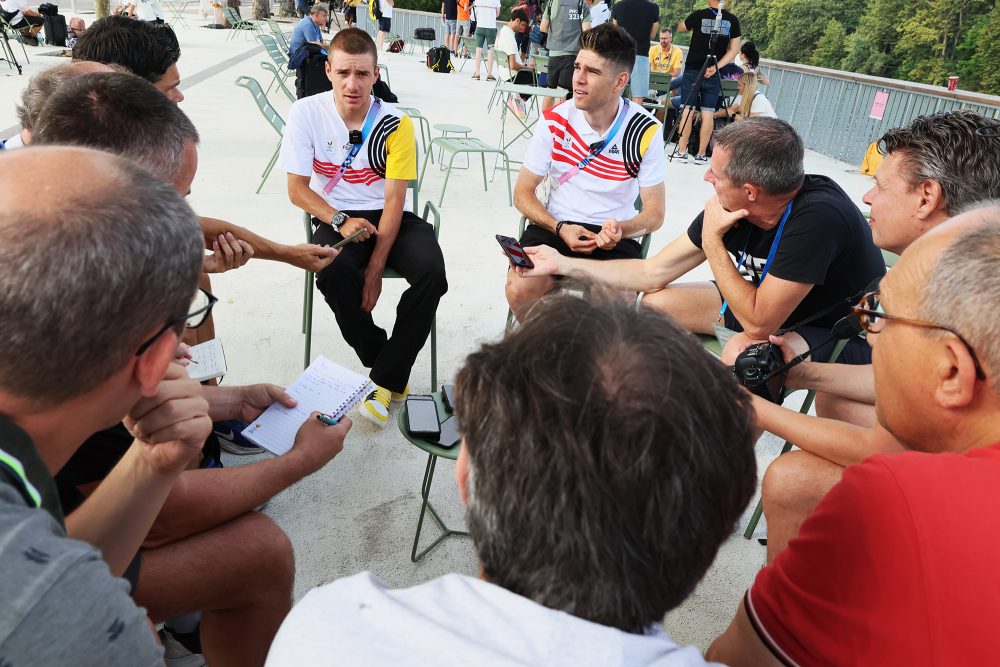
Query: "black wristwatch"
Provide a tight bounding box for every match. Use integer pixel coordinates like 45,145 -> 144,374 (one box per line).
331,211 -> 348,228
555,221 -> 566,237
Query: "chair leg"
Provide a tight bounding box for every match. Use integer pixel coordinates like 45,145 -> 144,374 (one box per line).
439,152 -> 458,206
418,142 -> 433,190
502,152 -> 512,205
257,144 -> 281,194
303,271 -> 314,369
430,316 -> 437,391
480,153 -> 488,192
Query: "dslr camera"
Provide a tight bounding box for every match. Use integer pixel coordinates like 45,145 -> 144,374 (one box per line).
733,342 -> 787,404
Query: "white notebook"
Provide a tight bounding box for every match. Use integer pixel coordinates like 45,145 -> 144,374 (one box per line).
186,339 -> 228,383
242,356 -> 372,456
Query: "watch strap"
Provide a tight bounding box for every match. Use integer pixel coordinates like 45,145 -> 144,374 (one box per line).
555,221 -> 565,238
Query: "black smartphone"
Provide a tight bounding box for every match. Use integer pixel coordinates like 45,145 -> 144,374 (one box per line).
405,396 -> 440,438
441,384 -> 456,413
331,227 -> 367,250
496,234 -> 534,269
435,415 -> 460,448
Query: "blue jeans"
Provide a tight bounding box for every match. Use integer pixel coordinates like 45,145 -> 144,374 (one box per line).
679,68 -> 721,111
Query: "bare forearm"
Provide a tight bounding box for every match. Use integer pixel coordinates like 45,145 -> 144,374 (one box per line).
753,395 -> 892,468
289,180 -> 337,225
143,453 -> 316,548
791,362 -> 876,403
717,38 -> 741,69
704,235 -> 762,332
561,255 -> 660,292
514,186 -> 559,232
619,206 -> 663,238
200,216 -> 289,263
66,443 -> 180,576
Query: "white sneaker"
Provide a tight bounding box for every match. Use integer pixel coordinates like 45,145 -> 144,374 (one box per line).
360,385 -> 392,427
160,629 -> 206,667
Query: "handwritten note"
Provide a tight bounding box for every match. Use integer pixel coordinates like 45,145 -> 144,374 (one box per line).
187,339 -> 227,382
869,91 -> 888,120
242,356 -> 371,456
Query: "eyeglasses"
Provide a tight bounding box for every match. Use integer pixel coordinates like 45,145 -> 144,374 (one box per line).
136,288 -> 218,356
852,290 -> 986,380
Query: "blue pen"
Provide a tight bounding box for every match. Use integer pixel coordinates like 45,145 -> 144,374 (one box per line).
316,413 -> 340,426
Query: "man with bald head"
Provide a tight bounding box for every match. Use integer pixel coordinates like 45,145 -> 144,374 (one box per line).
0,145 -> 209,664
709,202 -> 1000,665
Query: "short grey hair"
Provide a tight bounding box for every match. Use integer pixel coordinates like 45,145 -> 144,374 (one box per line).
879,110 -> 1000,215
15,62 -> 126,131
714,117 -> 805,195
0,147 -> 203,404
311,2 -> 329,14
31,71 -> 199,187
922,201 -> 1000,391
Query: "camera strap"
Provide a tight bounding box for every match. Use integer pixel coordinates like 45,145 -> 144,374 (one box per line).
718,200 -> 793,319
323,97 -> 382,194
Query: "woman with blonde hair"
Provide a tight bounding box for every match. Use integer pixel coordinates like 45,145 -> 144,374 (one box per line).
716,71 -> 777,121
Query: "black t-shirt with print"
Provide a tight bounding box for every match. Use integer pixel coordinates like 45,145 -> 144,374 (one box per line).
683,7 -> 740,71
610,0 -> 659,56
687,175 -> 886,329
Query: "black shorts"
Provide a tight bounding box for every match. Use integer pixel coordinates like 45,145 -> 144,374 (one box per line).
714,286 -> 872,365
345,5 -> 356,19
546,54 -> 575,95
378,16 -> 391,32
520,222 -> 642,261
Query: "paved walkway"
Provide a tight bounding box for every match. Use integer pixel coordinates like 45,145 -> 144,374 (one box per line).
1,15 -> 876,651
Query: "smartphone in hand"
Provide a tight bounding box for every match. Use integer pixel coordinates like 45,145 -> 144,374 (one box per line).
331,227 -> 367,250
496,234 -> 534,269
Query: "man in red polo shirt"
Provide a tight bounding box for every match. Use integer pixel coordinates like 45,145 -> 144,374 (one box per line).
708,202 -> 1000,666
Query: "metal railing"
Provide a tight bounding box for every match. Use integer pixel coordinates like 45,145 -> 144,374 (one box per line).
756,60 -> 1000,165
355,5 -> 444,46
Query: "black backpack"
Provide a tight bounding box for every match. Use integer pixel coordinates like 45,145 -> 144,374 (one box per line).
426,47 -> 453,73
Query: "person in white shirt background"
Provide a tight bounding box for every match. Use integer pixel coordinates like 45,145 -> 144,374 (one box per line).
715,71 -> 776,121
0,0 -> 44,44
588,0 -> 611,26
471,0 -> 501,80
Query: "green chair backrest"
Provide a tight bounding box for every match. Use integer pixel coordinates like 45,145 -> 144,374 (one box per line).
235,75 -> 285,136
258,33 -> 288,66
266,18 -> 289,50
224,7 -> 243,24
648,71 -> 672,92
721,79 -> 740,97
261,60 -> 296,102
532,53 -> 548,74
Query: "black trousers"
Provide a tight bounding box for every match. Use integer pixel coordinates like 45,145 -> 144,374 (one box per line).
312,210 -> 447,393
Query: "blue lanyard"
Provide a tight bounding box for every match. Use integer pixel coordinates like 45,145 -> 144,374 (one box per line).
577,99 -> 630,171
324,98 -> 382,193
342,98 -> 381,171
719,201 -> 793,318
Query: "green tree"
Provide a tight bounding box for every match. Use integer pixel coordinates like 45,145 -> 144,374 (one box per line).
810,18 -> 846,68
841,0 -> 907,77
895,0 -> 991,86
970,2 -> 1000,94
766,0 -> 834,63
729,0 -> 778,51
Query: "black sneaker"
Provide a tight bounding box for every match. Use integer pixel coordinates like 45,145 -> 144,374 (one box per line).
213,420 -> 264,455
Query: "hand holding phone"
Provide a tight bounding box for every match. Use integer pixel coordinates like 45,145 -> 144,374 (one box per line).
496,234 -> 534,269
331,227 -> 367,250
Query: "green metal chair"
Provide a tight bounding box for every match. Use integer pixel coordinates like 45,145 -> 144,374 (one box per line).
0,14 -> 28,73
265,17 -> 290,51
457,35 -> 476,72
257,33 -> 294,95
532,53 -> 548,77
224,7 -> 259,41
260,60 -> 296,103
234,75 -> 285,193
396,106 -> 433,164
377,62 -> 390,88
301,193 -> 440,391
417,136 -> 512,207
643,71 -> 672,116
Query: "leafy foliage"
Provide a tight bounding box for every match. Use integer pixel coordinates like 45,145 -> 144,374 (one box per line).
678,0 -> 1000,95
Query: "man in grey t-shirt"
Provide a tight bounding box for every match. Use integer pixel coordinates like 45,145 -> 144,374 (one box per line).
540,0 -> 590,109
0,147 -> 213,665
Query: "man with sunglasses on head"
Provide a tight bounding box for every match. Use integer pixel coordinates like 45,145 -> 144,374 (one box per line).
709,201 -> 1000,666
750,110 -> 1000,564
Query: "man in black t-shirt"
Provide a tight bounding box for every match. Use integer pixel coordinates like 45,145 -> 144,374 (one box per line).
675,0 -> 740,164
610,0 -> 659,104
516,117 -> 885,366
441,0 -> 459,52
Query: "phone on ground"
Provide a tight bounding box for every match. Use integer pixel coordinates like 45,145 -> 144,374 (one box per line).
496,234 -> 534,269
